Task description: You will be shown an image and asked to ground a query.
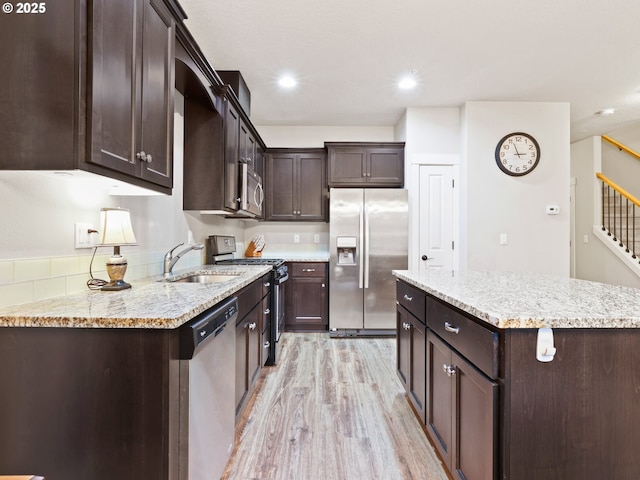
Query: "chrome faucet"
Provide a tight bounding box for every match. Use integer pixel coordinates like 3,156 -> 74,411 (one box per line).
163,242 -> 205,277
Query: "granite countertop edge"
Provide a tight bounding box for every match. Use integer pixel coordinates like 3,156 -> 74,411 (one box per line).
393,270 -> 640,329
0,265 -> 272,329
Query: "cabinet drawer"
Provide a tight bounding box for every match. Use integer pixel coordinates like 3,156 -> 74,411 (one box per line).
291,262 -> 326,277
427,296 -> 499,379
396,280 -> 425,323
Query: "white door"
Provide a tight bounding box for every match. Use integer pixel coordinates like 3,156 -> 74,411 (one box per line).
419,165 -> 454,270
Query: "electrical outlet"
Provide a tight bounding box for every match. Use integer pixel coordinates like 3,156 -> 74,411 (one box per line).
75,223 -> 96,249
314,234 -> 320,244
293,234 -> 300,243
500,233 -> 508,245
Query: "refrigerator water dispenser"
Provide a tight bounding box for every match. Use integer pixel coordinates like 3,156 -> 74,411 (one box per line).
336,236 -> 357,265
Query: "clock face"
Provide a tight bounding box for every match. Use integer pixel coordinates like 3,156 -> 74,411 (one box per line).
495,132 -> 540,176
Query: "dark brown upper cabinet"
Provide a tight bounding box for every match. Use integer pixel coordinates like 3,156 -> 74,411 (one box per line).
265,149 -> 327,222
326,142 -> 405,187
0,0 -> 184,194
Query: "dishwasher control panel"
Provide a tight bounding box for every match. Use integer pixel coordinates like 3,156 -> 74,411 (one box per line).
179,296 -> 238,359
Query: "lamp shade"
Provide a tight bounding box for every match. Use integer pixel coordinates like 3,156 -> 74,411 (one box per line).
98,208 -> 137,246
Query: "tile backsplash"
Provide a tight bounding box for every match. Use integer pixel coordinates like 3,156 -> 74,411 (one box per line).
0,249 -> 204,308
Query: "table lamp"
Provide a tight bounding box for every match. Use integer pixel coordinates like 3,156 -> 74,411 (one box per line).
98,207 -> 137,291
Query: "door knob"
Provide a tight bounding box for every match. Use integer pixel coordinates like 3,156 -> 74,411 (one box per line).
421,255 -> 429,261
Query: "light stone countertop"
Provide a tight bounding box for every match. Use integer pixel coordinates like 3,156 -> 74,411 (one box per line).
0,265 -> 272,329
393,270 -> 640,329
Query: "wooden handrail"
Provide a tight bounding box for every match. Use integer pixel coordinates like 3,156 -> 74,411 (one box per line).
602,134 -> 640,162
596,172 -> 640,208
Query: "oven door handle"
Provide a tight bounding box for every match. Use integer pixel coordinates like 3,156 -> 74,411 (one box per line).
276,273 -> 289,284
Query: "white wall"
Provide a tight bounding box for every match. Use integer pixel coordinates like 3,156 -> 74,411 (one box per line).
462,101 -> 571,276
400,108 -> 461,269
571,136 -> 640,288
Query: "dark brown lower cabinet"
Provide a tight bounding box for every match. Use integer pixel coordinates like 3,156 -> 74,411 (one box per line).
397,304 -> 426,423
427,331 -> 497,480
285,262 -> 328,332
235,274 -> 270,419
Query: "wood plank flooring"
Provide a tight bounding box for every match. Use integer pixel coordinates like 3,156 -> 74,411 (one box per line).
222,333 -> 449,480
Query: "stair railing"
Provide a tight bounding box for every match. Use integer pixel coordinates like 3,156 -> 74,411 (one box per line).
596,172 -> 640,262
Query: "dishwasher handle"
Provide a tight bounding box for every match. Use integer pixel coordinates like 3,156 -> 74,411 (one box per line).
179,296 -> 239,359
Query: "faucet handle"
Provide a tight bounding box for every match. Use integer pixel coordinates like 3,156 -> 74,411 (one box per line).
167,242 -> 185,257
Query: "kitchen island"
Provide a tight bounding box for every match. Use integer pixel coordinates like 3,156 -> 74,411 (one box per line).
0,265 -> 271,480
393,270 -> 640,480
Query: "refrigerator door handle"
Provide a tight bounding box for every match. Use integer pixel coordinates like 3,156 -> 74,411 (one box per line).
364,204 -> 370,289
359,205 -> 364,289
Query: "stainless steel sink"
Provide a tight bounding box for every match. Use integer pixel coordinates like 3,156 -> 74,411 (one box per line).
172,273 -> 240,284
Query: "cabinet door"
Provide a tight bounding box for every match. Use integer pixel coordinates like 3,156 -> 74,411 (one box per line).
90,0 -> 141,177
266,153 -> 296,220
239,120 -> 257,170
409,315 -> 427,424
367,147 -> 404,186
246,303 -> 261,389
452,350 -> 497,480
90,0 -> 173,188
138,0 -> 174,188
235,317 -> 248,416
288,277 -> 327,331
328,147 -> 366,185
427,331 -> 454,469
298,152 -> 327,221
397,306 -> 411,390
224,100 -> 241,211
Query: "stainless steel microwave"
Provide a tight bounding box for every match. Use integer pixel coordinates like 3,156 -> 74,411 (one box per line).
238,163 -> 263,217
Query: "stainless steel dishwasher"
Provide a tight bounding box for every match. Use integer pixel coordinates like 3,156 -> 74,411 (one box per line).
178,296 -> 238,480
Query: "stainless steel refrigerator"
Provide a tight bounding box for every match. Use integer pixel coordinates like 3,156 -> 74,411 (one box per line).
329,188 -> 408,333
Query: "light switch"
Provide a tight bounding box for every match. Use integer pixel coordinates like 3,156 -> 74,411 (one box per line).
500,234 -> 508,245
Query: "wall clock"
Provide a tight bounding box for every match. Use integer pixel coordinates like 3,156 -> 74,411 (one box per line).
495,132 -> 540,176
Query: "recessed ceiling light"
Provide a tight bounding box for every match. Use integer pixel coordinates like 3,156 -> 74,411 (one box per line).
398,69 -> 418,90
595,108 -> 615,116
278,75 -> 297,89
399,77 -> 417,89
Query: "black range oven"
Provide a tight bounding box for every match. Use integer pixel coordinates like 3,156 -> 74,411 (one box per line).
206,235 -> 288,365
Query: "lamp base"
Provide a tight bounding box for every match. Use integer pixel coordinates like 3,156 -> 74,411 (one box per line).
101,279 -> 132,291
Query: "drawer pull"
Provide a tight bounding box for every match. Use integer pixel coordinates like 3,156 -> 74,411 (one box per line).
303,268 -> 316,272
403,294 -> 413,302
443,364 -> 457,377
263,341 -> 270,348
444,321 -> 460,334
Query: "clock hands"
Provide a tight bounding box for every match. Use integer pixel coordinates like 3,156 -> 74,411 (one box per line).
512,143 -> 525,157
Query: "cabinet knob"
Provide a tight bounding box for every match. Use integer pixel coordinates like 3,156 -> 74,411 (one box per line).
264,282 -> 271,287
421,255 -> 429,261
263,341 -> 270,348
145,154 -> 152,164
248,322 -> 257,331
443,364 -> 457,377
263,308 -> 270,315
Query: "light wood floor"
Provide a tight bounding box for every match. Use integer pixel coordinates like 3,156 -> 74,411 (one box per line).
222,332 -> 449,480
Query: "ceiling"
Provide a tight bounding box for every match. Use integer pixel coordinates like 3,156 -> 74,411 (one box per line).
179,0 -> 640,143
